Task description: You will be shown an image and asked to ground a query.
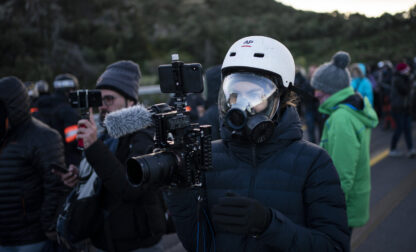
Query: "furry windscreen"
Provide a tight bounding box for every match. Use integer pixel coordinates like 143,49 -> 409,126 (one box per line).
104,104 -> 153,138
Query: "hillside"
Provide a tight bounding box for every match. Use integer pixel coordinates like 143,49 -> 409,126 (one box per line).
0,0 -> 415,86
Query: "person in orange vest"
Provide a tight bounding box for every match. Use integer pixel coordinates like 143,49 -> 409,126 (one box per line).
33,73 -> 82,168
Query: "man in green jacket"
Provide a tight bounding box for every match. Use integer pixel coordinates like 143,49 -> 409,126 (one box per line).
311,51 -> 379,231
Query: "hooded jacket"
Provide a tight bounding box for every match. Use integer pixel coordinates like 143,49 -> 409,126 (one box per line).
390,71 -> 412,113
199,65 -> 222,140
0,77 -> 67,246
350,63 -> 374,106
167,106 -> 350,251
319,86 -> 378,227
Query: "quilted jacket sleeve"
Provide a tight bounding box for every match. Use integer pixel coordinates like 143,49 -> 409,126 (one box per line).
34,126 -> 67,232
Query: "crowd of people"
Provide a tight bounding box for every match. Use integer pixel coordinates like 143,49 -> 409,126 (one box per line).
296,56 -> 416,157
0,35 -> 415,252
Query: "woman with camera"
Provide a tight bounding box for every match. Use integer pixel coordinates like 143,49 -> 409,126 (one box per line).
165,36 -> 350,252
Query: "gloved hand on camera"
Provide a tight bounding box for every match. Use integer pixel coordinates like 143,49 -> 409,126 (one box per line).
212,192 -> 272,236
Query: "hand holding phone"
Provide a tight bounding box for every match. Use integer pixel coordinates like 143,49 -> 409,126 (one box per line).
50,163 -> 68,174
52,164 -> 79,188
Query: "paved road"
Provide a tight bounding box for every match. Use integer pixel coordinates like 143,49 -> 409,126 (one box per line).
161,123 -> 416,252
353,124 -> 416,252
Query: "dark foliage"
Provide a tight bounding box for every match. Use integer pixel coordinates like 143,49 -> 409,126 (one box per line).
1,0 -> 415,88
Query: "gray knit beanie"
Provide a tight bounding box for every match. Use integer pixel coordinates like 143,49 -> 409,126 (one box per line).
311,51 -> 351,94
96,60 -> 141,102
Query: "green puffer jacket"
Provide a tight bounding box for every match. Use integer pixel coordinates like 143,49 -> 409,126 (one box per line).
319,86 -> 378,227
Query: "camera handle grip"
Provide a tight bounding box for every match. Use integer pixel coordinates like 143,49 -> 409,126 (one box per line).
77,123 -> 86,150
77,112 -> 89,151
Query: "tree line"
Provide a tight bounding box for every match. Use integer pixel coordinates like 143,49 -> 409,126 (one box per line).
1,0 -> 415,87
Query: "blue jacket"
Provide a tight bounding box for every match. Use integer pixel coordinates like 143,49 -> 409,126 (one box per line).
350,64 -> 374,106
166,106 -> 350,251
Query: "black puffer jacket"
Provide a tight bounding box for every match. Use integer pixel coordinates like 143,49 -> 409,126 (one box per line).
0,77 -> 67,246
167,106 -> 350,251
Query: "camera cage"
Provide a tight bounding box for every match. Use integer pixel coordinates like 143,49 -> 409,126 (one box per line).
127,54 -> 212,188
69,89 -> 102,119
68,89 -> 102,150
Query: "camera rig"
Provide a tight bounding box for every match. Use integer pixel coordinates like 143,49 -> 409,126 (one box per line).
127,55 -> 212,188
69,89 -> 102,150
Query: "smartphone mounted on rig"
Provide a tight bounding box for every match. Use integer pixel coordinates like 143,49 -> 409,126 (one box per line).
158,54 -> 204,94
69,89 -> 102,150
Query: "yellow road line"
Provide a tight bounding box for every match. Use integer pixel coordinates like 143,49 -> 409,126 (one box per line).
352,169 -> 416,250
353,148 -> 415,251
370,149 -> 389,167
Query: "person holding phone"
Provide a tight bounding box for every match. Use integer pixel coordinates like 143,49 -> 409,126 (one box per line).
55,61 -> 167,252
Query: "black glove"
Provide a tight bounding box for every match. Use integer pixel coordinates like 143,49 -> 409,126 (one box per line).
212,192 -> 271,236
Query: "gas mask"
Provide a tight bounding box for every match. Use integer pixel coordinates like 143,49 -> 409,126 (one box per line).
218,72 -> 280,144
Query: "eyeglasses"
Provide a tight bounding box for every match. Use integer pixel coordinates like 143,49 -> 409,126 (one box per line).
102,95 -> 116,106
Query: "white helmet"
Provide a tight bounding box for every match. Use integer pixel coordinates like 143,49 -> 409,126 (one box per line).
221,36 -> 295,88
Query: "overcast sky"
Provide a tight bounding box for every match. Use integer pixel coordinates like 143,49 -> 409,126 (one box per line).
278,0 -> 415,17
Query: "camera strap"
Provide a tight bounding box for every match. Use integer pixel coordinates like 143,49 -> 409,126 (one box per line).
195,182 -> 216,252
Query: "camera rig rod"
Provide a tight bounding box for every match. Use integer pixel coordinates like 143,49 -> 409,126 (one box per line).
171,54 -> 187,114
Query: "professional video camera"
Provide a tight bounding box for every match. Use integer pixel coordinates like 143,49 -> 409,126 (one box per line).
68,89 -> 102,150
126,54 -> 212,188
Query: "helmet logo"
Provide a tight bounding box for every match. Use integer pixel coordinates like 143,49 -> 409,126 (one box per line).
241,40 -> 253,47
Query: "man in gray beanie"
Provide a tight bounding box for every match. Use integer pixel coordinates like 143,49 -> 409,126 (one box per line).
55,60 -> 166,251
311,51 -> 379,233
56,60 -> 143,187
96,60 -> 141,121
96,60 -> 140,101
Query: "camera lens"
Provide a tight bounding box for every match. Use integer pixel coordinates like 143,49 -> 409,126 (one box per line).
127,151 -> 177,186
226,108 -> 247,130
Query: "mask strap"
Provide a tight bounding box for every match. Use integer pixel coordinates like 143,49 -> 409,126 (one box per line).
272,87 -> 287,124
